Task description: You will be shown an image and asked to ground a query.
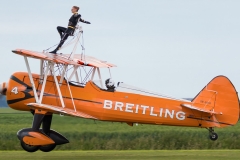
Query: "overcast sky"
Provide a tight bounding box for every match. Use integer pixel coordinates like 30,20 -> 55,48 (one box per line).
0,0 -> 240,98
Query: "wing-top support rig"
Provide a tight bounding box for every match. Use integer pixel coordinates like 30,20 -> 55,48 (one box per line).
12,25 -> 116,109
11,26 -> 116,152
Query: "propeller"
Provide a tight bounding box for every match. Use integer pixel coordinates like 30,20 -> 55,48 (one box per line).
0,82 -> 7,95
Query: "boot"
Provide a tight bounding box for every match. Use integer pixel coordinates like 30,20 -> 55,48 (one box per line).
49,34 -> 67,54
49,49 -> 57,54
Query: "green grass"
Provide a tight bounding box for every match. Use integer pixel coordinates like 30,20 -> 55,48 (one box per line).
0,108 -> 25,114
1,108 -> 240,150
0,150 -> 240,160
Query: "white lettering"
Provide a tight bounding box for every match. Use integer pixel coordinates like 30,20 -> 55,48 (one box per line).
150,107 -> 157,116
141,105 -> 149,114
11,87 -> 18,94
159,108 -> 163,117
135,105 -> 139,113
125,103 -> 134,113
103,100 -> 112,109
103,100 -> 186,121
165,109 -> 174,119
176,111 -> 185,120
114,102 -> 124,111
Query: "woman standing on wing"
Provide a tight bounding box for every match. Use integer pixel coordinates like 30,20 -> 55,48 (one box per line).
50,6 -> 90,54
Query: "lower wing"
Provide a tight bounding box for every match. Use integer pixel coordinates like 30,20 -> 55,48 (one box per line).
27,103 -> 97,119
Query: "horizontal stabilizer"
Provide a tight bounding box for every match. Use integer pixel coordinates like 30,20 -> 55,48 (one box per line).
27,103 -> 97,119
181,104 -> 222,115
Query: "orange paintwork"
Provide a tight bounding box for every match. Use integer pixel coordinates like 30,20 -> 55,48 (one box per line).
23,132 -> 55,146
6,72 -> 240,128
12,49 -> 116,68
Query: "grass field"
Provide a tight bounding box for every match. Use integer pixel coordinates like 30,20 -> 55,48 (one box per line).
1,108 -> 240,150
0,150 -> 240,160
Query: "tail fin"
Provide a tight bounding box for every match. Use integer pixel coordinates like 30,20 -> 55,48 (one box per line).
191,76 -> 239,127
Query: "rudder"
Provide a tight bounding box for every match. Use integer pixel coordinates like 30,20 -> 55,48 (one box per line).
192,76 -> 239,127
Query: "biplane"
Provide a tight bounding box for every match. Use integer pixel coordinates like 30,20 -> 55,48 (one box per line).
0,25 -> 239,152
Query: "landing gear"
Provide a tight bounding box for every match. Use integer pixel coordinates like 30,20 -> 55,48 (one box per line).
21,141 -> 56,152
17,113 -> 69,152
20,141 -> 39,152
209,132 -> 218,141
39,144 -> 56,152
208,127 -> 218,141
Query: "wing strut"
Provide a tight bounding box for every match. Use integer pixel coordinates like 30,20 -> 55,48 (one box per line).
24,56 -> 39,103
51,63 -> 65,108
39,61 -> 50,103
59,64 -> 68,86
97,68 -> 103,88
65,71 -> 77,112
68,66 -> 78,81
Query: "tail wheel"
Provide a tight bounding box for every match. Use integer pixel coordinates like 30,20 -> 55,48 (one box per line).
20,141 -> 39,152
209,132 -> 218,141
39,144 -> 56,152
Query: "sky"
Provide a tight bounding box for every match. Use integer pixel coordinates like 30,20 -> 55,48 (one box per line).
1,0 -> 240,98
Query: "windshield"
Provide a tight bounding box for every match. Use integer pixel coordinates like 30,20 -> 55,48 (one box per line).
92,80 -> 107,90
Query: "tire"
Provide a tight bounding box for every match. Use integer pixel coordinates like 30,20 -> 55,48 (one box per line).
209,132 -> 218,141
39,144 -> 56,152
20,141 -> 39,152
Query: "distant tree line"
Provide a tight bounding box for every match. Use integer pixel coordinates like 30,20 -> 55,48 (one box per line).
0,95 -> 8,107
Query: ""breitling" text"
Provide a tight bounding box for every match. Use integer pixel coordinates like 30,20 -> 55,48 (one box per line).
103,100 -> 185,120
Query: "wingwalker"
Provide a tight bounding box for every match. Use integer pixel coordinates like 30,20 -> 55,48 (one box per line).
0,15 -> 239,152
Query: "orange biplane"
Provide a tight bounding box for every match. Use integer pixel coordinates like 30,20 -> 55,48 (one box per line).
0,26 -> 239,152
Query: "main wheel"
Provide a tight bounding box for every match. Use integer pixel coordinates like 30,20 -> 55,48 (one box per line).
209,132 -> 218,141
39,144 -> 56,152
20,141 -> 39,152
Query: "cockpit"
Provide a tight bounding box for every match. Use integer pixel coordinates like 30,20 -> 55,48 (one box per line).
93,79 -> 189,101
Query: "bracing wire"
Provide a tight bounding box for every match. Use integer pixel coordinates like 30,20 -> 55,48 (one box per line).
43,31 -> 77,53
81,32 -> 86,61
43,24 -> 93,87
82,68 -> 93,84
43,43 -> 59,52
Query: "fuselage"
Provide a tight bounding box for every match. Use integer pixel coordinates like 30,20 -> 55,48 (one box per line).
6,72 -> 226,128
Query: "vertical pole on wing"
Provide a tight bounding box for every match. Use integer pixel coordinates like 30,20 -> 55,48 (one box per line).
39,61 -> 50,104
51,63 -> 65,108
69,26 -> 83,60
24,56 -> 39,103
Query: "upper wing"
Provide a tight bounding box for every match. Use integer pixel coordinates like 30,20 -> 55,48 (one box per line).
27,103 -> 97,119
12,49 -> 116,68
181,103 -> 222,115
72,54 -> 117,67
